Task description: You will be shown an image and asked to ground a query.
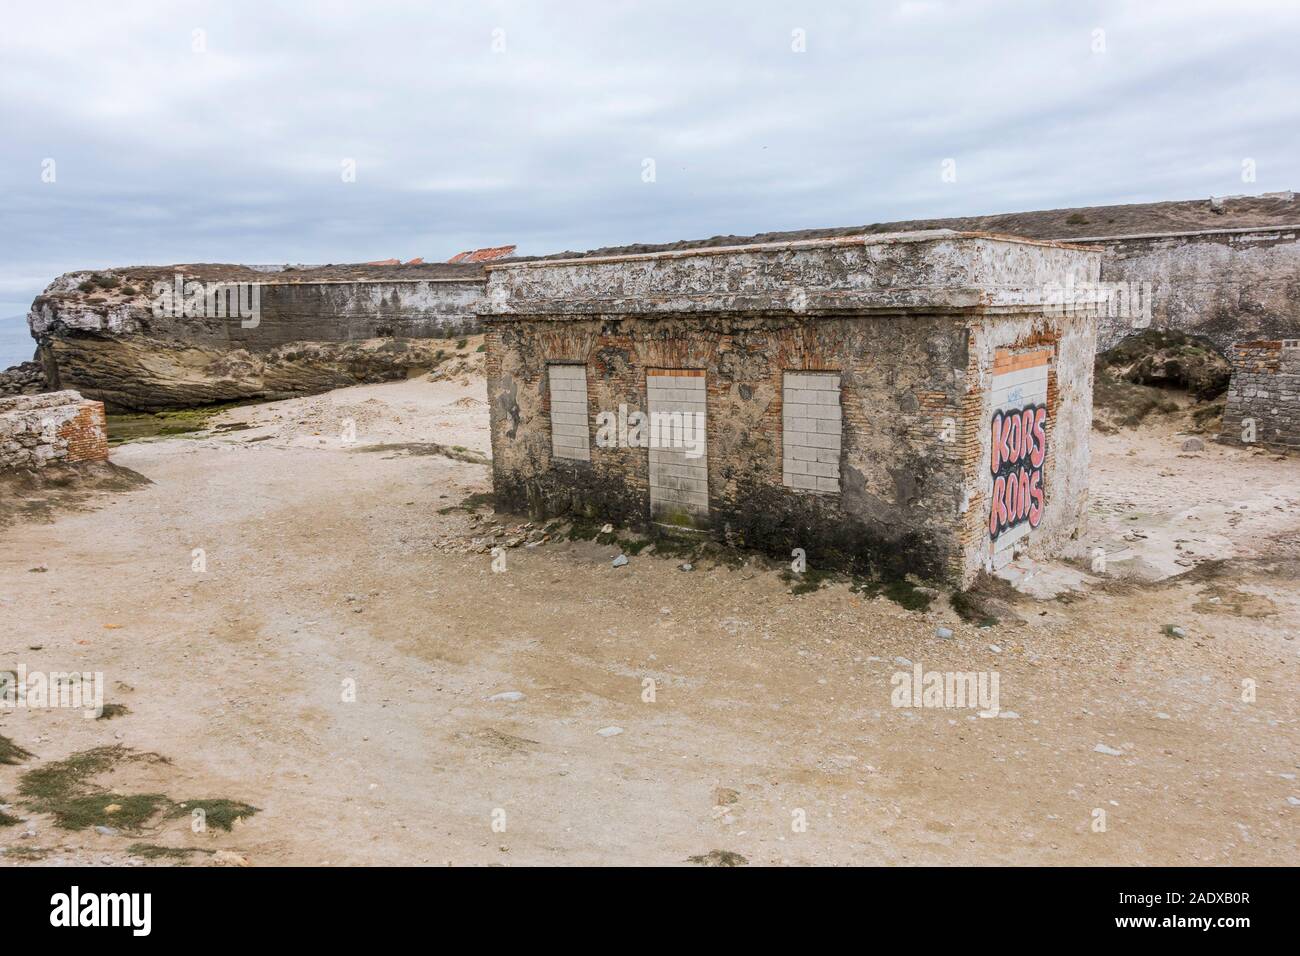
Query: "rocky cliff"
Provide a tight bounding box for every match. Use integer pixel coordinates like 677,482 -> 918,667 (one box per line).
26,262 -> 486,411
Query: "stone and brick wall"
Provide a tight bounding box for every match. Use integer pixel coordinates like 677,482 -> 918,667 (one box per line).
1220,340 -> 1300,449
0,390 -> 109,470
485,231 -> 1101,585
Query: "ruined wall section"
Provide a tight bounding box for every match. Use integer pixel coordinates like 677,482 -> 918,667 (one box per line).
1093,226 -> 1300,352
1220,340 -> 1300,449
29,276 -> 486,411
0,391 -> 108,470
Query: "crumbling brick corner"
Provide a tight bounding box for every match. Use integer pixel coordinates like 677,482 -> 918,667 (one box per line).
0,390 -> 110,470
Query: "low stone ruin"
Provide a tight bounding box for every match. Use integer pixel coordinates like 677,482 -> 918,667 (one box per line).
1221,340 -> 1300,449
0,390 -> 109,470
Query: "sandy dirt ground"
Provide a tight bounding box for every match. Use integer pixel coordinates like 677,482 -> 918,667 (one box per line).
1,345 -> 1297,866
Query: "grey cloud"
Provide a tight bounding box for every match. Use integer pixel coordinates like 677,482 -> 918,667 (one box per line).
1,0 -> 1297,313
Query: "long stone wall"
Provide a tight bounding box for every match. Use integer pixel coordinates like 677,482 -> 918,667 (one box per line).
0,391 -> 108,470
1090,225 -> 1300,352
27,270 -> 487,410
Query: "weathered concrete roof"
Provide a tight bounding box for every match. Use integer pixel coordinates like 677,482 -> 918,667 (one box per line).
483,229 -> 1104,319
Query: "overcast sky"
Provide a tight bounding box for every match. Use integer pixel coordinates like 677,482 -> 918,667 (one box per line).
2,0 -> 1298,318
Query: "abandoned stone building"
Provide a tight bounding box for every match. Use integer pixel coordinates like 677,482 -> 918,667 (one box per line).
484,230 -> 1103,585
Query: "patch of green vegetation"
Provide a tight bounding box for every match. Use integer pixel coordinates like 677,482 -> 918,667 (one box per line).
455,338 -> 468,350
107,402 -> 253,444
476,344 -> 486,353
614,536 -> 652,556
780,566 -> 839,595
854,578 -> 935,611
563,516 -> 607,542
166,799 -> 259,832
127,843 -> 213,860
688,849 -> 748,866
45,792 -> 171,832
0,733 -> 32,766
17,746 -> 171,832
0,802 -> 21,827
646,535 -> 700,560
16,746 -> 257,835
1065,213 -> 1089,226
95,274 -> 121,289
120,285 -> 138,297
97,703 -> 130,720
77,280 -> 96,293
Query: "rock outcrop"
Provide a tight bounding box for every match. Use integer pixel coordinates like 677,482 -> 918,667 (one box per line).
27,262 -> 487,411
0,361 -> 48,396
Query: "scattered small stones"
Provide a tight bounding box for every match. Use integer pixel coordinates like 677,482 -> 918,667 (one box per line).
611,554 -> 629,568
894,656 -> 912,667
934,626 -> 953,639
94,825 -> 119,836
678,562 -> 693,572
596,726 -> 624,737
1093,743 -> 1124,757
601,524 -> 614,534
1181,437 -> 1205,452
487,691 -> 525,703
988,644 -> 1002,654
1289,797 -> 1300,807
1163,624 -> 1187,639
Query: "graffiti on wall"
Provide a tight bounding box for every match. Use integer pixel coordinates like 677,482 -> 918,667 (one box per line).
987,349 -> 1051,557
989,403 -> 1047,539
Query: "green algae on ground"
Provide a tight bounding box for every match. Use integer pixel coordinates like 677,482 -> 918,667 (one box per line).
107,401 -> 254,445
16,745 -> 259,834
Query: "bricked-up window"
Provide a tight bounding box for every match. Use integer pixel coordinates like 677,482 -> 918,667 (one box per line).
548,364 -> 590,462
782,372 -> 842,493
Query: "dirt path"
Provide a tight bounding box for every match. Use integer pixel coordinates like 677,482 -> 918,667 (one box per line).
1,363 -> 1297,866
